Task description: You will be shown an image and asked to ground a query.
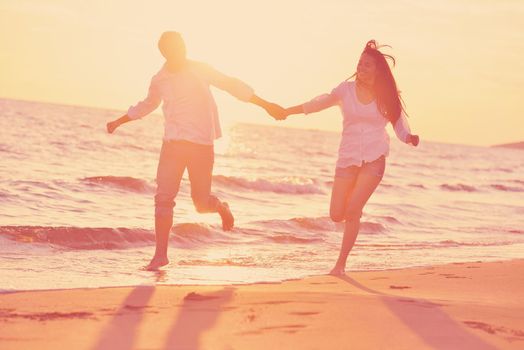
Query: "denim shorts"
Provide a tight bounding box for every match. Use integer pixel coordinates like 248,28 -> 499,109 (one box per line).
335,156 -> 386,179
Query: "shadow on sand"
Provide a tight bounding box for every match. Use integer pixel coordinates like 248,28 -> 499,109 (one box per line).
92,285 -> 156,350
163,287 -> 235,349
335,274 -> 497,350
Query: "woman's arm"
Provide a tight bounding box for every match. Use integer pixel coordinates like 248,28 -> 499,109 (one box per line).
285,104 -> 305,116
284,87 -> 340,118
283,96 -> 336,118
393,113 -> 419,146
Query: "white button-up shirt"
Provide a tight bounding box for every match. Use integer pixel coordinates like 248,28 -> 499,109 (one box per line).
303,81 -> 412,168
127,60 -> 255,145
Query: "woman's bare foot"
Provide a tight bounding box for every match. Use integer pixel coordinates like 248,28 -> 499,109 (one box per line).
143,256 -> 169,271
218,202 -> 234,231
329,265 -> 346,276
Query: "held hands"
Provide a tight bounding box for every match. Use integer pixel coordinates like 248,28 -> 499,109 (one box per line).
251,95 -> 289,121
265,103 -> 288,121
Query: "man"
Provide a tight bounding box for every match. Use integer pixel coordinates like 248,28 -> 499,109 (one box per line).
107,31 -> 285,270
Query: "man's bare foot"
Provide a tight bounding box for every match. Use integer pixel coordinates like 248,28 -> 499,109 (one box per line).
218,202 -> 234,231
143,256 -> 169,271
329,266 -> 346,276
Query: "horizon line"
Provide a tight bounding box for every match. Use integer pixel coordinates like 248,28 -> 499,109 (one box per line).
1,95 -> 521,149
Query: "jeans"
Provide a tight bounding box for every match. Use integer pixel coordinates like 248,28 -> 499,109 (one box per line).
155,140 -> 219,218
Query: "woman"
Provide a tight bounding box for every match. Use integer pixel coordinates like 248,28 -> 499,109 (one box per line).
281,40 -> 419,275
107,31 -> 285,270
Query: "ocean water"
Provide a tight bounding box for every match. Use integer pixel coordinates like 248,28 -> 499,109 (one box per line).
1,98 -> 523,291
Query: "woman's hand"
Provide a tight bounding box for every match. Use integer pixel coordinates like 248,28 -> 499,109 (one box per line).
408,134 -> 420,147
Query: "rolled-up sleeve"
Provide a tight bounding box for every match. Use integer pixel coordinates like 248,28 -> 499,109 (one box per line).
127,78 -> 161,120
393,112 -> 412,143
302,85 -> 341,115
198,63 -> 254,102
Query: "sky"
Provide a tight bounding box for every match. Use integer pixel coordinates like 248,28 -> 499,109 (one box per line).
0,0 -> 523,146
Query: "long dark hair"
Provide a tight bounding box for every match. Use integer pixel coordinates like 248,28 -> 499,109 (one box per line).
349,40 -> 405,124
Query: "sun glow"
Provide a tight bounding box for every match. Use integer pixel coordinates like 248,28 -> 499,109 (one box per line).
1,0 -> 522,146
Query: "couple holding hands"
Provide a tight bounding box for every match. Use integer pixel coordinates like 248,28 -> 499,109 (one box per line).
107,31 -> 419,274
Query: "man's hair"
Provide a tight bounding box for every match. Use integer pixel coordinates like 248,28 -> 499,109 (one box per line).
158,31 -> 186,59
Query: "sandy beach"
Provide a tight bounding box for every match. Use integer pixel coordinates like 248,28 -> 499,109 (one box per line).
1,259 -> 523,350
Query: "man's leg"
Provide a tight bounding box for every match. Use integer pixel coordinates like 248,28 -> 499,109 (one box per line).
187,142 -> 234,230
146,141 -> 186,270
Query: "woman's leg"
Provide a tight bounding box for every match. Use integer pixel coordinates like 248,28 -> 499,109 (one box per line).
330,157 -> 385,275
329,170 -> 359,223
146,141 -> 187,271
186,142 -> 234,230
328,167 -> 358,275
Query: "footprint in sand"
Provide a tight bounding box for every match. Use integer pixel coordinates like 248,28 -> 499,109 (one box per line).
397,299 -> 447,308
464,321 -> 524,339
389,285 -> 411,290
0,310 -> 94,322
124,304 -> 153,310
238,324 -> 307,336
183,292 -> 221,301
288,311 -> 320,316
244,308 -> 256,322
261,324 -> 307,333
439,273 -> 468,279
254,300 -> 293,305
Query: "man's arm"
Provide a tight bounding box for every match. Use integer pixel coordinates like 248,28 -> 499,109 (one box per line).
106,115 -> 132,134
106,77 -> 161,134
197,62 -> 286,120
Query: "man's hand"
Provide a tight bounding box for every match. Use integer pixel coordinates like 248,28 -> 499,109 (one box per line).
107,115 -> 132,134
106,120 -> 120,134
